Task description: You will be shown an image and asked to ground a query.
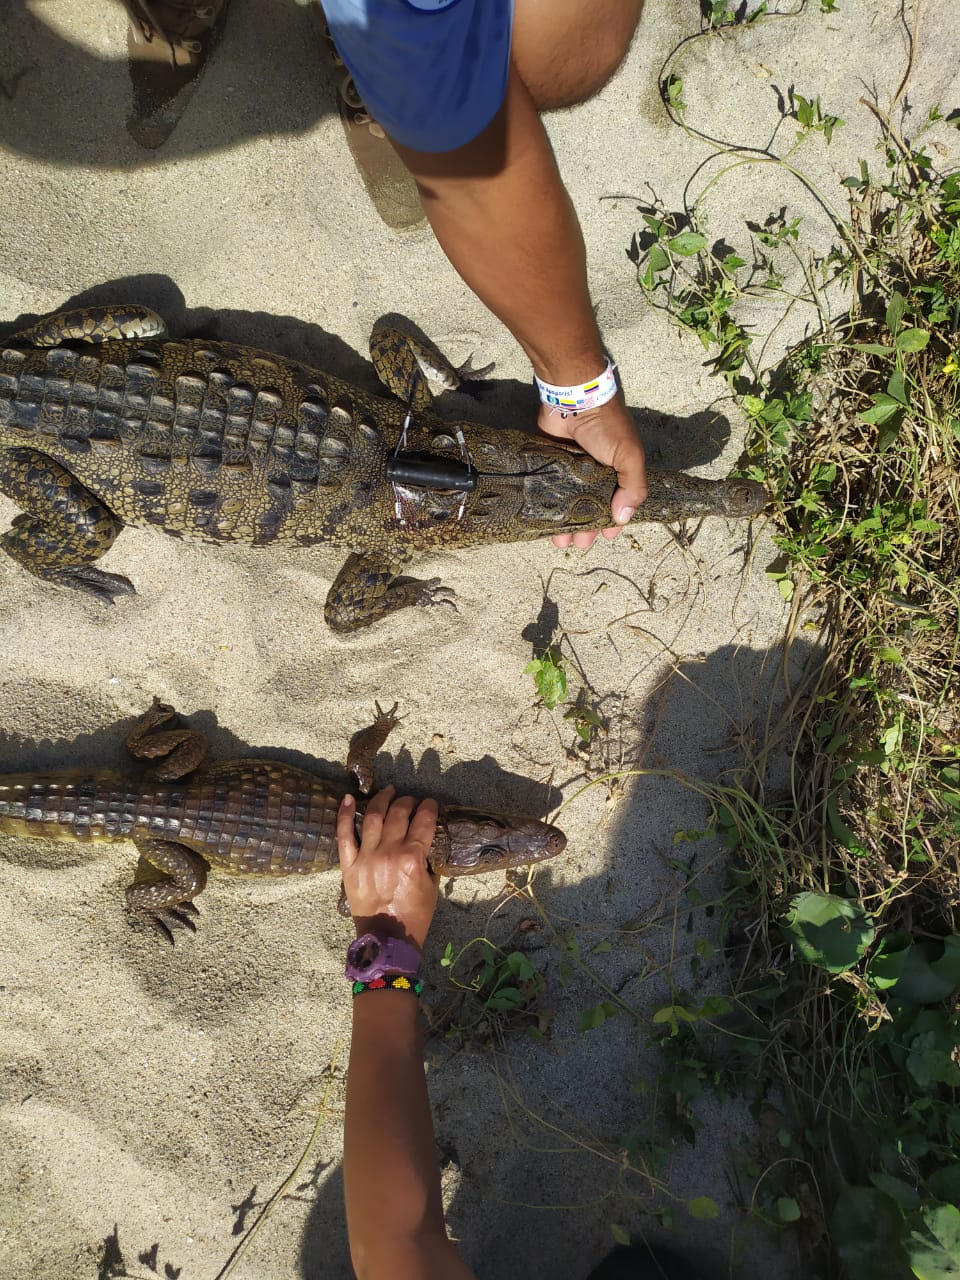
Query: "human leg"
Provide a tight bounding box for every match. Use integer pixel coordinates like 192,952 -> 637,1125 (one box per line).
511,0 -> 645,111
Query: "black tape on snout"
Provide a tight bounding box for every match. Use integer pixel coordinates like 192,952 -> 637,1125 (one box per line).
386,450 -> 478,493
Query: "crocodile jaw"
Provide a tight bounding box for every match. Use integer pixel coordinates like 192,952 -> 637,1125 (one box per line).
430,808 -> 567,877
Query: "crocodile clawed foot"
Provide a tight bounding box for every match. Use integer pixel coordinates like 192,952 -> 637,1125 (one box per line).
417,580 -> 458,614
50,566 -> 136,604
372,700 -> 403,730
455,354 -> 496,399
133,904 -> 200,944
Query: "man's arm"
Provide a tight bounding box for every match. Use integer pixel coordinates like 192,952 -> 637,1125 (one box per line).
338,789 -> 478,1280
345,993 -> 476,1280
392,64 -> 647,547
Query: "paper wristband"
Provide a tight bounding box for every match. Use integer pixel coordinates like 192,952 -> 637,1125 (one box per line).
534,360 -> 619,415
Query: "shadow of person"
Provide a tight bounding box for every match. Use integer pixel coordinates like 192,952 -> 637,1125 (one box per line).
1,0 -> 333,169
295,635 -> 818,1280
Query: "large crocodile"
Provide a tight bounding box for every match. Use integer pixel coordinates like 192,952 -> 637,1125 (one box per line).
0,698 -> 566,939
0,304 -> 769,632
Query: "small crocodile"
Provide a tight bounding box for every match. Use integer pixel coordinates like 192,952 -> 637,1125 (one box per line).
0,699 -> 566,939
0,304 -> 769,632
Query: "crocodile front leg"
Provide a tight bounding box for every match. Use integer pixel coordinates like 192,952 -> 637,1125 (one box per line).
0,447 -> 134,603
125,698 -> 208,780
127,841 -> 209,942
337,700 -> 405,917
7,303 -> 167,347
346,701 -> 403,793
324,552 -> 456,633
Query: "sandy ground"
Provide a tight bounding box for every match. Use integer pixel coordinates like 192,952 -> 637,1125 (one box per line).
1,2 -> 958,1277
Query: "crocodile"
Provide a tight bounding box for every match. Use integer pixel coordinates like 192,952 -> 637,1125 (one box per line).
0,698 -> 567,939
0,303 -> 769,632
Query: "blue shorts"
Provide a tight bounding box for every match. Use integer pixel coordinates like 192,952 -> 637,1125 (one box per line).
321,0 -> 513,153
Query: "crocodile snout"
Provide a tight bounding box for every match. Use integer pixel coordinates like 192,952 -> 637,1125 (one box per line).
545,827 -> 567,857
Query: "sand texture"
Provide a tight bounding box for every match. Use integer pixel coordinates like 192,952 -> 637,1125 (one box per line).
1,1 -> 958,1277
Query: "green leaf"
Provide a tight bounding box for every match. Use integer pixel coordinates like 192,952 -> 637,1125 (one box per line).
926,1164 -> 960,1204
777,1196 -> 802,1223
742,394 -> 766,416
860,394 -> 903,425
849,342 -> 894,355
578,1000 -> 620,1032
832,1187 -> 909,1278
877,647 -> 903,662
504,951 -> 534,981
687,1196 -> 720,1221
648,243 -> 670,273
890,937 -> 960,1004
895,327 -> 930,352
867,1171 -> 921,1211
826,792 -> 866,854
877,418 -> 904,451
610,1224 -> 631,1247
653,1004 -> 697,1024
486,986 -> 523,1011
668,231 -> 707,257
907,1203 -> 960,1279
524,655 -> 567,710
781,892 -> 875,972
887,368 -> 910,405
886,291 -> 907,332
867,934 -> 911,990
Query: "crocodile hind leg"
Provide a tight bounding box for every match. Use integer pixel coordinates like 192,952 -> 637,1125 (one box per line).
0,446 -> 134,603
127,841 -> 209,942
324,552 -> 456,633
369,322 -> 495,409
7,303 -> 167,348
125,698 -> 208,780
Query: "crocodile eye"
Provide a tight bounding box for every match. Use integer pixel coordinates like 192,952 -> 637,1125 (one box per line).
479,845 -> 505,862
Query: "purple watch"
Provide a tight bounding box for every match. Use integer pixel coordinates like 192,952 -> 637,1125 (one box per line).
345,932 -> 422,983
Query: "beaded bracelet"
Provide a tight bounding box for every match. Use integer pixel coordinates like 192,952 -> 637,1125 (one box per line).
352,975 -> 423,997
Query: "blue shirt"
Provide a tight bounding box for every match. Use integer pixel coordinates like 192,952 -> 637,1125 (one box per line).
321,0 -> 513,153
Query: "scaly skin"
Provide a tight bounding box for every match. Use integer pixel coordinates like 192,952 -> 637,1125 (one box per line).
0,699 -> 566,939
0,304 -> 769,629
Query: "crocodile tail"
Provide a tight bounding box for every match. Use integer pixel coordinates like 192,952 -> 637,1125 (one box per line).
0,772 -> 141,843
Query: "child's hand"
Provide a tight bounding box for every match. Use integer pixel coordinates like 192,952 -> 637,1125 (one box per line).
337,786 -> 439,951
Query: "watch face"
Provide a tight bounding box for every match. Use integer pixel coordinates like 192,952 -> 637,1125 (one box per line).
402,0 -> 462,10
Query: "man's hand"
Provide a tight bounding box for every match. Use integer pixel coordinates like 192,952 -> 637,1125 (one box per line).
538,395 -> 648,548
337,786 -> 439,951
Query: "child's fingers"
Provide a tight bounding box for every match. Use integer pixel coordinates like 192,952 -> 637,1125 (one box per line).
336,794 -> 359,869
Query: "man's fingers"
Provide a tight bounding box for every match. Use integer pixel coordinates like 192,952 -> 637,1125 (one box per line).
407,797 -> 439,854
381,794 -> 417,844
336,795 -> 359,869
358,784 -> 394,849
612,451 -> 648,525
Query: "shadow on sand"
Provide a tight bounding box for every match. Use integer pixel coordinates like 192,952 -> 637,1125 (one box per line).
1,275 -> 734,470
